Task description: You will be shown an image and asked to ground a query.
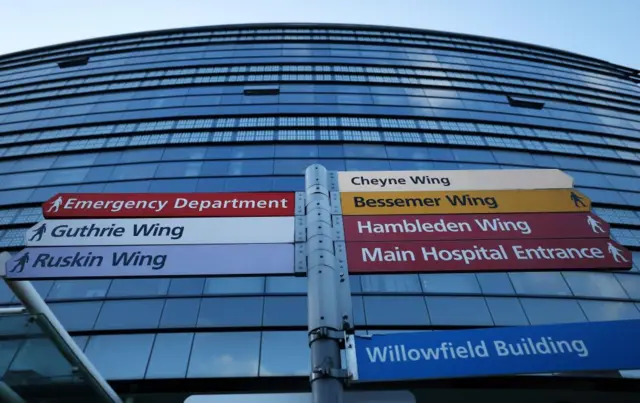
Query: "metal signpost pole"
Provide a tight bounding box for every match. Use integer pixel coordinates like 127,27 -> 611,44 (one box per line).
305,164 -> 346,403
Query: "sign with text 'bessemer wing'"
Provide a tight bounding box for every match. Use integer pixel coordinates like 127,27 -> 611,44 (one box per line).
42,192 -> 295,218
338,169 -> 573,192
25,217 -> 294,247
340,189 -> 591,216
5,244 -> 294,279
342,212 -> 609,242
349,320 -> 640,382
345,238 -> 632,273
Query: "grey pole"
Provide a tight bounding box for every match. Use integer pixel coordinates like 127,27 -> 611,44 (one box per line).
305,164 -> 346,403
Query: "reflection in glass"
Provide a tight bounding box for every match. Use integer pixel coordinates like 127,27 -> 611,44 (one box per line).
85,334 -> 155,380
578,300 -> 640,322
49,301 -> 102,331
364,296 -> 429,326
188,332 -> 260,378
197,297 -> 263,327
265,276 -> 306,294
263,297 -> 306,326
485,297 -> 530,325
520,298 -> 587,325
509,272 -> 572,296
260,331 -> 308,376
361,274 -> 421,293
107,278 -> 170,297
420,273 -> 480,293
146,333 -> 194,378
562,272 -> 628,298
204,277 -> 265,295
160,298 -> 200,328
94,300 -> 163,330
426,296 -> 493,326
476,273 -> 515,295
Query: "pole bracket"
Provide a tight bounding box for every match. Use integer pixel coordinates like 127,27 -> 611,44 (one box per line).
310,365 -> 351,382
309,326 -> 346,347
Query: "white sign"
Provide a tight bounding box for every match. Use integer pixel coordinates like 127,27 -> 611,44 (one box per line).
25,217 -> 294,247
337,169 -> 574,192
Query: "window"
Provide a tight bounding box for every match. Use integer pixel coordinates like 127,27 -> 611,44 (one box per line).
58,56 -> 90,68
47,279 -> 111,300
146,333 -> 193,379
520,298 -> 587,325
509,272 -> 572,296
168,278 -> 205,296
85,334 -> 154,380
476,273 -> 515,295
614,274 -> 640,299
485,297 -> 529,325
360,274 -> 422,293
49,301 -> 102,331
187,332 -> 260,378
420,273 -> 481,293
507,96 -> 545,110
265,276 -> 306,294
562,272 -> 628,298
197,297 -> 263,327
107,278 -> 170,297
204,277 -> 265,295
244,85 -> 280,95
363,296 -> 429,326
160,298 -> 200,328
427,296 -> 493,326
579,301 -> 640,322
260,331 -> 309,376
263,296 -> 306,326
94,300 -> 163,330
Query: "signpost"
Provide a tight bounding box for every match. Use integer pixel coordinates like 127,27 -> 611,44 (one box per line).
344,238 -> 632,273
339,189 -> 591,215
337,169 -> 573,192
340,212 -> 609,242
5,243 -> 295,279
346,319 -> 640,382
42,192 -> 296,218
25,216 -> 295,247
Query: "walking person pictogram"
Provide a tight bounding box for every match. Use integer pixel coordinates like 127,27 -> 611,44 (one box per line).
11,252 -> 29,273
607,242 -> 628,263
29,223 -> 47,242
570,192 -> 587,208
586,215 -> 606,234
47,196 -> 63,213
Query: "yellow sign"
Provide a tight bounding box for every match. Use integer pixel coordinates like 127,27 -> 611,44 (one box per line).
340,189 -> 591,216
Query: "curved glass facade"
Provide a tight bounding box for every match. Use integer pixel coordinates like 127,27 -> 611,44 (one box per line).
0,23 -> 639,393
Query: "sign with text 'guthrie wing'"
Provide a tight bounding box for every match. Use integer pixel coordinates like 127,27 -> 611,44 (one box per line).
25,217 -> 294,247
345,238 -> 632,273
342,212 -> 609,242
340,189 -> 591,216
349,320 -> 640,382
338,169 -> 573,192
42,192 -> 295,218
5,244 -> 294,279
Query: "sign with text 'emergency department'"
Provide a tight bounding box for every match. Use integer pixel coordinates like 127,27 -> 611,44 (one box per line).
25,217 -> 294,247
42,192 -> 295,218
5,244 -> 294,279
338,169 -> 573,192
344,238 -> 632,273
342,212 -> 609,242
340,189 -> 591,216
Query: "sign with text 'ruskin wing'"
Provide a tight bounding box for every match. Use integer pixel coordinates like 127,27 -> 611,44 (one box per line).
345,238 -> 632,274
5,244 -> 294,279
25,217 -> 294,247
342,213 -> 609,242
338,169 -> 573,192
340,189 -> 591,216
349,320 -> 640,382
42,192 -> 295,218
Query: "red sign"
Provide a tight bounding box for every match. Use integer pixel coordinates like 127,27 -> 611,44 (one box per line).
42,192 -> 296,218
346,238 -> 632,274
342,213 -> 609,242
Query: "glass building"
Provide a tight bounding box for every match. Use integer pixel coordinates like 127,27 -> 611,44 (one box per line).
0,23 -> 639,402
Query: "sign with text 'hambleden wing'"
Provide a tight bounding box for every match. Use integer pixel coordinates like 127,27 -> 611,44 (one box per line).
43,192 -> 295,218
5,244 -> 294,279
338,169 -> 573,192
342,212 -> 609,242
25,217 -> 294,247
349,320 -> 640,382
345,238 -> 632,273
340,189 -> 591,216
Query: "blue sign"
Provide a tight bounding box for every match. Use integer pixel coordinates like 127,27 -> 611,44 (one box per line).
350,320 -> 640,382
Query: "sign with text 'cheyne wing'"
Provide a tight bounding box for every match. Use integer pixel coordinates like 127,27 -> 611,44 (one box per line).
25,217 -> 294,247
42,192 -> 295,218
4,244 -> 294,279
345,238 -> 632,273
342,212 -> 609,242
340,189 -> 591,216
348,320 -> 640,382
338,169 -> 573,192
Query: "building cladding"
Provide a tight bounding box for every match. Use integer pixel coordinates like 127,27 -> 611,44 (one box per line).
0,22 -> 639,393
